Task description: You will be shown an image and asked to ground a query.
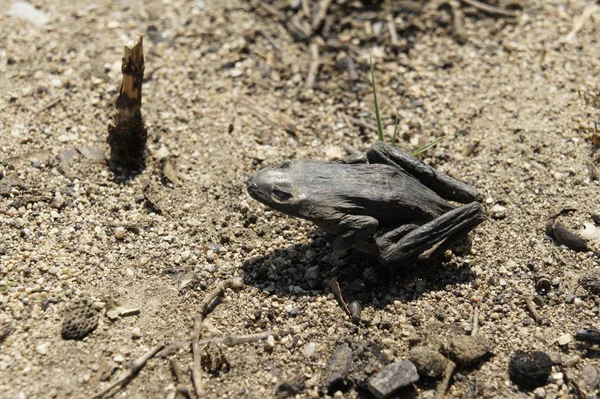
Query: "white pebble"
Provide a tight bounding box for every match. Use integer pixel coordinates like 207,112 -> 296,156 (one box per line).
36,343 -> 49,355
265,335 -> 275,350
303,342 -> 316,359
131,328 -> 142,339
113,354 -> 124,363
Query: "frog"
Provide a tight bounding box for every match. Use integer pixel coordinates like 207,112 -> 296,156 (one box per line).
247,141 -> 485,269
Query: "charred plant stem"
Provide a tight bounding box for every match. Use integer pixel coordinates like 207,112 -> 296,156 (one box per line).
107,35 -> 148,170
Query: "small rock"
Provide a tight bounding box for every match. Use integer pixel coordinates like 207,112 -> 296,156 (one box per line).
131,328 -> 142,339
508,351 -> 552,390
448,335 -> 492,366
266,335 -> 275,350
113,354 -> 124,363
533,387 -> 546,398
349,301 -> 362,324
325,343 -> 352,393
303,342 -> 316,359
367,361 -> 419,399
580,269 -> 600,295
114,227 -> 126,240
304,266 -> 321,289
546,220 -> 588,252
408,346 -> 446,379
581,365 -> 600,392
573,298 -> 583,307
36,343 -> 49,355
556,333 -> 572,346
490,204 -> 506,219
8,1 -> 49,26
574,328 -> 600,344
565,294 -> 576,304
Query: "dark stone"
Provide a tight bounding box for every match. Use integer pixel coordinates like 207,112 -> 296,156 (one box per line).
546,220 -> 588,252
304,266 -> 321,289
575,328 -> 600,345
508,351 -> 552,390
325,343 -> 353,393
367,361 -> 419,398
580,269 -> 600,295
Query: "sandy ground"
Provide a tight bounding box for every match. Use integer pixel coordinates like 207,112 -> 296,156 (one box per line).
1,0 -> 600,398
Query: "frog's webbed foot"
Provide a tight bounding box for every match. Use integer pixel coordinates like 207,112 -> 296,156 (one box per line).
375,202 -> 484,269
367,141 -> 481,203
319,214 -> 378,251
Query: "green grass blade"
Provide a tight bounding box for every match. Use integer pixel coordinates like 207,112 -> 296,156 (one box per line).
369,52 -> 384,142
391,116 -> 400,146
411,136 -> 446,156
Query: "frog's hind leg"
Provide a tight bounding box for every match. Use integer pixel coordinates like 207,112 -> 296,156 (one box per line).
319,214 -> 379,251
367,141 -> 481,203
375,202 -> 484,269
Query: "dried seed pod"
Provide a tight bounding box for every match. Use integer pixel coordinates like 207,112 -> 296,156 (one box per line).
61,298 -> 99,340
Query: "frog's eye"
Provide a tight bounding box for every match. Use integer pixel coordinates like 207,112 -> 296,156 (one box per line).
272,188 -> 293,202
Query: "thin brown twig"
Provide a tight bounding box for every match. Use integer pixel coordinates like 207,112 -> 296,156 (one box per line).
305,43 -> 321,89
344,114 -> 378,133
87,343 -> 165,399
387,14 -> 398,45
235,94 -> 296,134
524,297 -> 546,325
561,2 -> 599,43
170,358 -> 192,399
471,306 -> 480,336
435,360 -> 457,399
199,331 -> 278,346
460,0 -> 518,18
191,278 -> 243,397
312,0 -> 332,31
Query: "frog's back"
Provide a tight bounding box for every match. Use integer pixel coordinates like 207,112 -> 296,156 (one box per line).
295,161 -> 454,225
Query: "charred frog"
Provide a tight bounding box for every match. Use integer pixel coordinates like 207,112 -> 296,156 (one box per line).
247,142 -> 484,269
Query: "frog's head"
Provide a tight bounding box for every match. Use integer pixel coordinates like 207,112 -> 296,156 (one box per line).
247,162 -> 303,216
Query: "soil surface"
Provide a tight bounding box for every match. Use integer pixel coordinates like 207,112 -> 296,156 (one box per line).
1,0 -> 600,398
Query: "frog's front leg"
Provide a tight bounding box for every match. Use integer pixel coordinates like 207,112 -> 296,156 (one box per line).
375,202 -> 484,268
316,214 -> 379,251
367,141 -> 481,203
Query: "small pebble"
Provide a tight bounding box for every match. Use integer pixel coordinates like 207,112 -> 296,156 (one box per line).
36,343 -> 49,355
303,342 -> 316,359
490,204 -> 506,219
367,361 -> 419,399
573,298 -> 583,307
113,354 -> 124,363
131,327 -> 142,339
114,227 -> 126,240
266,334 -> 275,350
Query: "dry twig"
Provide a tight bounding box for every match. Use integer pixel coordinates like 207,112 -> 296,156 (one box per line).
235,94 -> 296,134
87,343 -> 165,399
327,279 -> 351,316
435,360 -> 457,399
305,43 -> 321,89
170,358 -> 192,399
471,306 -> 479,336
460,0 -> 518,18
198,331 -> 277,346
312,0 -> 332,31
191,278 -> 243,397
561,2 -> 599,43
525,296 -> 546,325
